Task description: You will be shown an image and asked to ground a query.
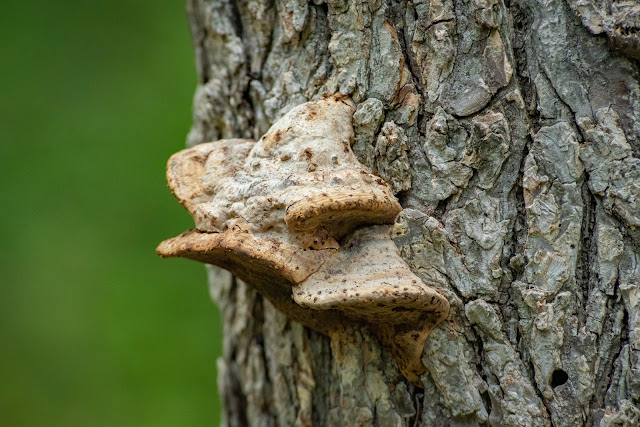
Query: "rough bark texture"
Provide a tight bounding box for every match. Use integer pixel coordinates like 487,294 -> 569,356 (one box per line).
184,0 -> 640,425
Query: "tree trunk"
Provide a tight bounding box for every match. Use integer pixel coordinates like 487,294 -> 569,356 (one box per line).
184,0 -> 640,425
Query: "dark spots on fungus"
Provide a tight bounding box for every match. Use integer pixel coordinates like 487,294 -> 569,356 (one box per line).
303,147 -> 313,160
305,103 -> 320,120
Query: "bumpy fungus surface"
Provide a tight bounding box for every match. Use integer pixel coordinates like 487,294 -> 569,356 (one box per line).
157,97 -> 449,385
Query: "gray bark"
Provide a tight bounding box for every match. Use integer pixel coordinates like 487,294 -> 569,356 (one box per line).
184,0 -> 640,425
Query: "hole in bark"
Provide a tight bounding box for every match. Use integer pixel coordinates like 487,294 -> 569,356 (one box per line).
550,369 -> 568,388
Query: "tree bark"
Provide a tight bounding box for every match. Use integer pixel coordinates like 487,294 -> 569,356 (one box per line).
184,0 -> 640,425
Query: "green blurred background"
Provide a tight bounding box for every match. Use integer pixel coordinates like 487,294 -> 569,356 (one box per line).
0,1 -> 223,425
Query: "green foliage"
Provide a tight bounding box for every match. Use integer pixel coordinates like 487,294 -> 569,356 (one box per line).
0,1 -> 222,424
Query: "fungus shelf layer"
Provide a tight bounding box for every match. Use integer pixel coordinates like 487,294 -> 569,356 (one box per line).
158,97 -> 450,386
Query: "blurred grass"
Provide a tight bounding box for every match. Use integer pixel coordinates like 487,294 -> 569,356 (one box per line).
0,1 -> 223,425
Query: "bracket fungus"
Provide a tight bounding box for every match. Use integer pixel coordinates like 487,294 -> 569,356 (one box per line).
157,97 -> 449,385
